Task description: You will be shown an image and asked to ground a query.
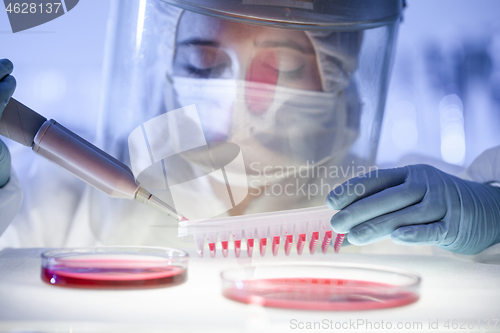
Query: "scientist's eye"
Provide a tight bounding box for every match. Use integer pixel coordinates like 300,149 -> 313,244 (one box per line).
253,38 -> 322,90
184,63 -> 228,79
260,49 -> 306,80
174,45 -> 232,79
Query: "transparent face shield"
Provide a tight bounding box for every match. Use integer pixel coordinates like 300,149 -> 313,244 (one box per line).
90,0 -> 402,246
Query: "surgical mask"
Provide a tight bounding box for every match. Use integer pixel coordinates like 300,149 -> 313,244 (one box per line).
169,76 -> 359,183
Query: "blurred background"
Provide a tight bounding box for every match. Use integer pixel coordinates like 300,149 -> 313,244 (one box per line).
1,0 -> 500,172
379,0 -> 500,170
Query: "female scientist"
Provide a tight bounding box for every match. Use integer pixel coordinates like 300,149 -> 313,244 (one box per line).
0,0 -> 499,254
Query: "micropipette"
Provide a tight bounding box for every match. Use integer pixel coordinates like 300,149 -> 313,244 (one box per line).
179,205 -> 341,258
0,98 -> 187,221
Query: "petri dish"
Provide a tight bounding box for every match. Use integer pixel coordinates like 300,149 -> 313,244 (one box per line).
41,247 -> 188,289
221,263 -> 420,311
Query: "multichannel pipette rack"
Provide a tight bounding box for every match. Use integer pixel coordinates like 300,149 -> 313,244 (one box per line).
178,205 -> 342,258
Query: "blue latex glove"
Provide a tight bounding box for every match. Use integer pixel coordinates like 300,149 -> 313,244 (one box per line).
0,59 -> 16,187
327,164 -> 500,255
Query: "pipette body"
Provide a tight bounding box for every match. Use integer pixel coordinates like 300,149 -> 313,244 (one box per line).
0,98 -> 185,220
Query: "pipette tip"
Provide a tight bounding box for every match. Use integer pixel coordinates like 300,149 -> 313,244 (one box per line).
259,238 -> 267,256
334,233 -> 345,253
309,231 -> 319,254
221,241 -> 228,258
194,231 -> 344,258
209,242 -> 216,258
136,187 -> 188,221
284,235 -> 293,256
234,240 -> 241,257
272,236 -> 280,256
297,233 -> 306,255
322,230 -> 333,254
247,239 -> 254,257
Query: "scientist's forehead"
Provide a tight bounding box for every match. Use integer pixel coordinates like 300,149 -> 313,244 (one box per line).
175,10 -> 314,53
176,10 -> 257,42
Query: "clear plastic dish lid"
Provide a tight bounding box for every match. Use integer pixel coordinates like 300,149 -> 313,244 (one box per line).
221,263 -> 421,311
41,247 -> 189,289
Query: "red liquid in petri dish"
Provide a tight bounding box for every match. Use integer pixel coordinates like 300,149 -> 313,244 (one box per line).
42,259 -> 187,289
223,278 -> 418,311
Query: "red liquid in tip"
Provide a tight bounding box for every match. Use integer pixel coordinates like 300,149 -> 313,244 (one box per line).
297,234 -> 306,255
209,243 -> 216,258
334,234 -> 345,254
259,238 -> 267,257
221,241 -> 228,258
180,216 -> 189,222
247,239 -> 254,257
234,240 -> 241,257
309,231 -> 319,254
272,237 -> 280,256
42,264 -> 187,289
224,278 -> 419,311
284,235 -> 293,256
322,231 -> 333,254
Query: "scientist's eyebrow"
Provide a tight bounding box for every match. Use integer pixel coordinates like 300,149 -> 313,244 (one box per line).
256,40 -> 315,54
177,38 -> 220,47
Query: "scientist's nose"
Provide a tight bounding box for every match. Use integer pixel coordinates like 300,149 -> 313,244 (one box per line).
245,50 -> 278,115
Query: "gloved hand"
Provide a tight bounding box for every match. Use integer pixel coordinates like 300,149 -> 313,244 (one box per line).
327,164 -> 500,255
0,59 -> 16,187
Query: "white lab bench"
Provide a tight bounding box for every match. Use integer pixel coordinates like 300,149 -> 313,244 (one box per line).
0,248 -> 499,333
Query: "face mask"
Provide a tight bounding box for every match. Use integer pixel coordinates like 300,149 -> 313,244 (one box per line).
165,76 -> 361,214
169,77 -> 358,178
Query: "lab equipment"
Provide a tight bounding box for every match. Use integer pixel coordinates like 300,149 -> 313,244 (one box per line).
41,247 -> 188,288
0,59 -> 15,187
86,0 -> 403,246
328,164 -> 500,255
0,98 -> 187,221
221,263 -> 420,311
179,205 -> 345,257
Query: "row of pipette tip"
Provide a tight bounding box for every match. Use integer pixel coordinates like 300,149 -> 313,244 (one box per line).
194,231 -> 344,258
179,205 -> 344,258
